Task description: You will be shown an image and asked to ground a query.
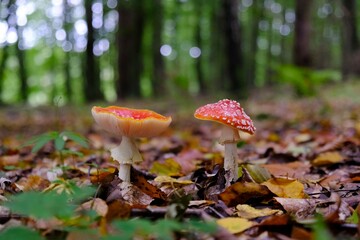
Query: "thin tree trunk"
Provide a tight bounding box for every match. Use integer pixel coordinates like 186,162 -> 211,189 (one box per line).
151,0 -> 165,97
194,0 -> 205,94
84,0 -> 103,102
0,46 -> 9,103
222,0 -> 245,96
15,43 -> 28,102
247,1 -> 262,88
117,1 -> 144,99
341,0 -> 359,78
63,0 -> 72,102
293,0 -> 313,67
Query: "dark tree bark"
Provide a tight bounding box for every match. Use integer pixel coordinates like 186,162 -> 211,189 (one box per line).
151,0 -> 165,97
341,0 -> 359,78
0,46 -> 9,103
246,1 -> 263,88
293,0 -> 313,67
222,0 -> 245,96
84,0 -> 103,102
194,0 -> 205,94
15,39 -> 28,102
63,0 -> 72,102
117,1 -> 145,99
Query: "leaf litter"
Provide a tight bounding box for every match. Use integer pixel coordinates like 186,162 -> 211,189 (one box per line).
0,97 -> 359,239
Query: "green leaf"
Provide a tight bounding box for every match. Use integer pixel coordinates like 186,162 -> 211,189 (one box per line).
61,131 -> 89,148
0,226 -> 44,240
61,149 -> 84,157
54,136 -> 66,151
5,191 -> 75,219
311,214 -> 334,240
25,132 -> 59,153
185,219 -> 217,234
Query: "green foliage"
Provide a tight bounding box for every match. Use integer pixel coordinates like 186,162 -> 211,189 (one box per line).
24,131 -> 88,159
105,218 -> 217,240
4,184 -> 95,220
274,64 -> 341,97
311,214 -> 334,240
0,226 -> 45,240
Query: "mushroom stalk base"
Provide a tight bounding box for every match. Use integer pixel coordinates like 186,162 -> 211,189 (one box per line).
224,142 -> 238,182
119,164 -> 131,182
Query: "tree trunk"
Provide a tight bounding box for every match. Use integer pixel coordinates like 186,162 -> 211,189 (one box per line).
222,0 -> 245,96
63,0 -> 72,102
341,0 -> 359,78
15,42 -> 28,103
0,46 -> 9,103
117,1 -> 145,99
293,0 -> 313,67
194,0 -> 205,94
151,0 -> 165,97
84,0 -> 103,102
247,1 -> 262,88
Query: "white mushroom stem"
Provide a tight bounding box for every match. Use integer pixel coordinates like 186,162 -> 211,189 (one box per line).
219,126 -> 240,182
110,136 -> 143,182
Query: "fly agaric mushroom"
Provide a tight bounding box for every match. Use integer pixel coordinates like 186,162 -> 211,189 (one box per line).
194,99 -> 255,182
92,106 -> 172,182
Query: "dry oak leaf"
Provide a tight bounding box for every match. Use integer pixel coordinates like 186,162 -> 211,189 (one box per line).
79,198 -> 108,217
219,182 -> 273,207
261,177 -> 306,199
216,217 -> 253,234
312,151 -> 344,166
235,204 -> 283,219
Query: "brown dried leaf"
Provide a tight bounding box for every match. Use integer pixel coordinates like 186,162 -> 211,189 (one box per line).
219,182 -> 272,207
79,198 -> 108,217
105,199 -> 131,221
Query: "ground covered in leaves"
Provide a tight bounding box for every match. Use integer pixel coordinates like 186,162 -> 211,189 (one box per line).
0,85 -> 360,239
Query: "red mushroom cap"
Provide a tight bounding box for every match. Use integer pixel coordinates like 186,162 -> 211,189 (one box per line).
194,99 -> 256,134
92,106 -> 172,138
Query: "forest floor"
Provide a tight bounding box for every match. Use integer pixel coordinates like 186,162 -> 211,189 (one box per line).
0,81 -> 360,239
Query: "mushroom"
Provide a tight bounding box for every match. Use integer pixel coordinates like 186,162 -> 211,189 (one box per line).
194,99 -> 255,182
92,106 -> 172,182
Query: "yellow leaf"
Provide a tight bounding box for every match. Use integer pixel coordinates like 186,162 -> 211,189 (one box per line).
216,217 -> 253,234
312,151 -> 344,166
235,204 -> 283,219
262,177 -> 306,198
149,158 -> 182,176
154,176 -> 193,186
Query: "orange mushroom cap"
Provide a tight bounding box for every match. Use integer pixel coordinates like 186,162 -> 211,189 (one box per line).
92,106 -> 172,138
194,99 -> 256,135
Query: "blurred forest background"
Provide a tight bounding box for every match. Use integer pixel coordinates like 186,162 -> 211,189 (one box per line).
0,0 -> 359,106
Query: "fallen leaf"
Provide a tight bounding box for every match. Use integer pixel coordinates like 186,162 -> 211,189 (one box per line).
235,204 -> 283,219
216,217 -> 253,234
219,182 -> 272,207
119,182 -> 154,207
262,177 -> 306,198
131,167 -> 167,201
105,199 -> 131,221
79,198 -> 108,217
149,158 -> 182,177
154,175 -> 193,186
312,151 -> 344,166
16,175 -> 50,191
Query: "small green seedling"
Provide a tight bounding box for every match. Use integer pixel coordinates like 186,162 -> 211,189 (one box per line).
24,131 -> 89,163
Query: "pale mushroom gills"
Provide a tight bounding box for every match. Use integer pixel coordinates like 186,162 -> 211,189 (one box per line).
92,106 -> 172,182
194,99 -> 255,182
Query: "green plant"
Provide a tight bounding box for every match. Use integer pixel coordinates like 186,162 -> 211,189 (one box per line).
105,218 -> 217,240
311,214 -> 334,240
274,64 -> 341,97
24,131 -> 89,163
